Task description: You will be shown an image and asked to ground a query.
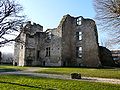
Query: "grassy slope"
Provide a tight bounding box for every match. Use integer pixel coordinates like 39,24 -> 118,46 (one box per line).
0,75 -> 120,90
36,67 -> 120,79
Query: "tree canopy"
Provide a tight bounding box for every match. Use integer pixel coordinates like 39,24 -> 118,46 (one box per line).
0,0 -> 25,46
94,0 -> 120,47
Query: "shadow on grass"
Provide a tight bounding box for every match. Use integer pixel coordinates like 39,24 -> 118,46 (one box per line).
0,81 -> 57,90
37,66 -> 118,69
0,68 -> 19,72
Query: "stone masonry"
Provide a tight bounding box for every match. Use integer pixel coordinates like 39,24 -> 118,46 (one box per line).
14,14 -> 101,67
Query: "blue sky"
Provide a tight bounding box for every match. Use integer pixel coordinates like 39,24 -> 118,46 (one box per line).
19,0 -> 95,30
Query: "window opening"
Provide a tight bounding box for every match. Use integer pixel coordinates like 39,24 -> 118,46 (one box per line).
37,50 -> 40,58
77,17 -> 82,25
46,47 -> 50,57
76,47 -> 82,58
76,32 -> 82,40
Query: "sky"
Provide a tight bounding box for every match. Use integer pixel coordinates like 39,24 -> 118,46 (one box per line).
0,0 -> 107,53
19,0 -> 95,30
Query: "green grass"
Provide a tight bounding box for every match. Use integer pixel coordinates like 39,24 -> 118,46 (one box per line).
0,65 -> 28,72
36,67 -> 120,79
1,65 -> 120,79
0,75 -> 120,90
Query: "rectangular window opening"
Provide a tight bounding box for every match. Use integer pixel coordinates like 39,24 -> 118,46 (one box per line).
47,32 -> 52,40
46,47 -> 50,57
77,17 -> 82,25
76,47 -> 82,58
37,50 -> 40,58
48,47 -> 50,57
76,32 -> 82,40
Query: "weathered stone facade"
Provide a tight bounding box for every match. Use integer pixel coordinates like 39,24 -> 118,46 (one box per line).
14,15 -> 101,67
99,46 -> 115,67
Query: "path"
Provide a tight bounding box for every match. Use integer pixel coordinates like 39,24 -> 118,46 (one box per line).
23,67 -> 46,72
0,70 -> 120,84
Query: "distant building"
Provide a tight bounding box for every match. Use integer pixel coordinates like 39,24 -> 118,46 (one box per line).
14,14 -> 105,67
99,46 -> 115,66
111,50 -> 120,66
111,50 -> 120,60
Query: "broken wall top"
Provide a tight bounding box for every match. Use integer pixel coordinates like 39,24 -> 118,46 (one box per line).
22,21 -> 43,35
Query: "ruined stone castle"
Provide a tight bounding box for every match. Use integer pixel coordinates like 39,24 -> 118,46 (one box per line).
14,14 -> 102,67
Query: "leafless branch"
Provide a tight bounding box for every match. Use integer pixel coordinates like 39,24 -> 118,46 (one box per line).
0,0 -> 25,46
94,0 -> 120,47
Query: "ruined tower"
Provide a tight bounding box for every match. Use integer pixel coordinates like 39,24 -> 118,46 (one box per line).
14,15 -> 101,67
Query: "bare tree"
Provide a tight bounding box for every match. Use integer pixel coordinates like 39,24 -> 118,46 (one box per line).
0,51 -> 1,64
0,0 -> 25,46
94,0 -> 120,47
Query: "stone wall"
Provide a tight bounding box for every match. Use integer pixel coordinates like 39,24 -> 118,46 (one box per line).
43,28 -> 62,66
14,42 -> 20,65
61,15 -> 76,66
99,46 -> 115,67
14,31 -> 26,66
60,15 -> 101,67
36,32 -> 46,66
14,15 -> 102,67
77,18 -> 101,67
14,21 -> 44,66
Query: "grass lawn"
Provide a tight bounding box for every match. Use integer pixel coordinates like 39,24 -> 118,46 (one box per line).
0,75 -> 120,90
0,65 -> 120,79
36,67 -> 120,79
0,65 -> 28,72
